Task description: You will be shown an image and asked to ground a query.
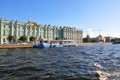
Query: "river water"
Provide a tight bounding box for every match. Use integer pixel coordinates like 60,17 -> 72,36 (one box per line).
0,44 -> 120,80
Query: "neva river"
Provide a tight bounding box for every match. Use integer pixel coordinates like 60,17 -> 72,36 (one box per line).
0,44 -> 120,80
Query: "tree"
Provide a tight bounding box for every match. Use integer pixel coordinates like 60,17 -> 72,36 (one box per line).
55,37 -> 60,40
111,39 -> 115,42
7,35 -> 15,43
91,39 -> 97,42
83,35 -> 89,43
64,38 -> 67,40
83,38 -> 89,43
19,36 -> 27,42
86,34 -> 90,40
29,36 -> 36,41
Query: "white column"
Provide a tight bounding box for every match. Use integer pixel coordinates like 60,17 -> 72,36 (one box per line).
24,25 -> 27,36
10,22 -> 14,36
34,26 -> 36,36
30,26 -> 32,36
16,25 -> 18,36
38,27 -> 40,36
0,20 -> 2,44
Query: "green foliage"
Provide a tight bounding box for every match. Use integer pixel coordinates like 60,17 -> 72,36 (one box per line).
83,35 -> 90,43
7,35 -> 15,43
83,38 -> 89,43
91,39 -> 97,42
29,36 -> 36,41
55,37 -> 60,40
86,34 -> 90,39
64,38 -> 67,40
19,36 -> 27,42
111,39 -> 115,42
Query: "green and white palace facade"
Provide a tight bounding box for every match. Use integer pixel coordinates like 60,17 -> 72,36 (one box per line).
0,19 -> 83,44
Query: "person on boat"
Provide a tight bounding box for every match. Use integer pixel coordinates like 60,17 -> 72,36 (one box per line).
53,42 -> 56,48
50,41 -> 53,48
50,41 -> 56,48
59,41 -> 63,45
39,40 -> 44,48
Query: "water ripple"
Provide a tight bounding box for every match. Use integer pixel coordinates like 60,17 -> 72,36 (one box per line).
0,45 -> 120,80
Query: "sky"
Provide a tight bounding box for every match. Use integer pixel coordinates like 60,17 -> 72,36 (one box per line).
0,0 -> 120,38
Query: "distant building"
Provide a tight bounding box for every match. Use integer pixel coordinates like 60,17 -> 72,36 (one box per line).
96,35 -> 106,42
88,35 -> 114,43
104,37 -> 112,42
0,18 -> 83,44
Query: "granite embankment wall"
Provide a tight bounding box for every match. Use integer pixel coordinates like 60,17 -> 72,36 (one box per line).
0,42 -> 112,49
79,42 -> 112,46
0,44 -> 33,49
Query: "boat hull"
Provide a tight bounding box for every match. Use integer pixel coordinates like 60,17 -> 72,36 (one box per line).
33,44 -> 63,48
112,41 -> 120,44
33,44 -> 77,48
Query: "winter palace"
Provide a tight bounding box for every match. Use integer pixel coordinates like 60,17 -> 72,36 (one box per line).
0,18 -> 83,44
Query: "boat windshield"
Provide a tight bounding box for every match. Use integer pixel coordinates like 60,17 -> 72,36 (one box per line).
50,40 -> 75,44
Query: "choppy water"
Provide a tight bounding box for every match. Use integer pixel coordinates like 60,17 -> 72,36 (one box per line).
0,44 -> 120,80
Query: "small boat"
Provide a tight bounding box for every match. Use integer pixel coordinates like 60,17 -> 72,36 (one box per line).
33,40 -> 78,48
112,41 -> 120,44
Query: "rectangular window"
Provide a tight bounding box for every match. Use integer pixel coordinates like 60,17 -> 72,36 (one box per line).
3,29 -> 5,36
4,25 -> 5,28
14,31 -> 16,36
3,38 -> 5,42
18,31 -> 20,36
32,31 -> 34,35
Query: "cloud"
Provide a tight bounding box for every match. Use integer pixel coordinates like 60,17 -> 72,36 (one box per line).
101,32 -> 120,38
84,28 -> 120,38
86,28 -> 98,38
